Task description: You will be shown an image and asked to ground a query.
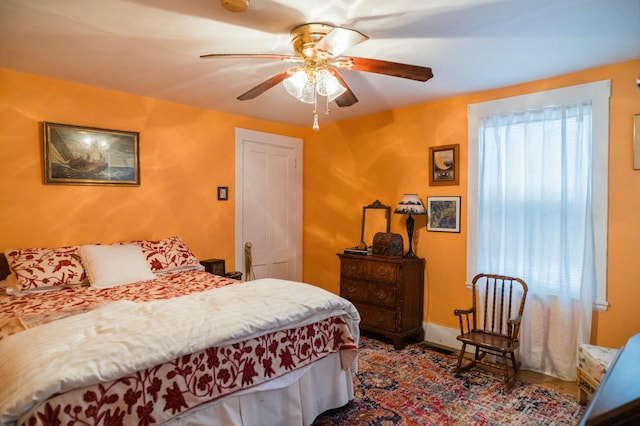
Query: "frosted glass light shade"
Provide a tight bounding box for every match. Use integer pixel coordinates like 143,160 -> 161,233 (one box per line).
316,69 -> 346,100
283,69 -> 308,99
316,70 -> 337,96
298,82 -> 316,103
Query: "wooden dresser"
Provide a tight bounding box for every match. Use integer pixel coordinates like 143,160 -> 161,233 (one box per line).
338,253 -> 425,349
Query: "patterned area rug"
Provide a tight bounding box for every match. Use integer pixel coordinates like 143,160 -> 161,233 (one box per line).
313,336 -> 583,425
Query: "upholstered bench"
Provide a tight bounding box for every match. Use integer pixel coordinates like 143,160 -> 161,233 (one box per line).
577,343 -> 619,404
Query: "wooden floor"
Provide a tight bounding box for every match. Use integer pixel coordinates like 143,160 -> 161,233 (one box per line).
419,340 -> 578,396
518,368 -> 577,395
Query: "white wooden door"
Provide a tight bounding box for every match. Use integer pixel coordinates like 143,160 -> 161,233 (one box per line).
234,128 -> 302,281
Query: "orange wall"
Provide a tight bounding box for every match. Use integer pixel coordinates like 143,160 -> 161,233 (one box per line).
0,68 -> 302,263
303,59 -> 640,348
2,60 -> 639,349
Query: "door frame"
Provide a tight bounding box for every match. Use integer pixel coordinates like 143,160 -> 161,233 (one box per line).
233,128 -> 303,279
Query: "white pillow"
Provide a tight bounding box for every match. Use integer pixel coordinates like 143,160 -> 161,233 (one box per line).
81,244 -> 156,288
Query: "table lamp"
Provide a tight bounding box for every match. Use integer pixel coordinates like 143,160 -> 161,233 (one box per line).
394,194 -> 426,258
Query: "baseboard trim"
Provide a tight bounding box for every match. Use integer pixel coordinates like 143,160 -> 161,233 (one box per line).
422,322 -> 470,353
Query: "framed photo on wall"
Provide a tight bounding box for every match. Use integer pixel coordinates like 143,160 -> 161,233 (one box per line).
217,186 -> 229,200
427,196 -> 461,232
429,144 -> 459,186
43,122 -> 140,186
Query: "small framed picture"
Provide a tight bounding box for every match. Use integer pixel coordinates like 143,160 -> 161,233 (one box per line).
429,144 -> 459,186
427,196 -> 461,233
43,122 -> 140,186
217,186 -> 228,200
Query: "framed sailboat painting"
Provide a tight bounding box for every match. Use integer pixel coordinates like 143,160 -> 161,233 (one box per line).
43,122 -> 140,186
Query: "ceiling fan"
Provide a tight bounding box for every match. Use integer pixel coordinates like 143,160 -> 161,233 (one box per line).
200,23 -> 434,130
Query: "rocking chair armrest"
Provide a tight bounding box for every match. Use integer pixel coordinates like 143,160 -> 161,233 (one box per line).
507,315 -> 522,326
507,315 -> 523,340
453,307 -> 474,316
454,307 -> 475,335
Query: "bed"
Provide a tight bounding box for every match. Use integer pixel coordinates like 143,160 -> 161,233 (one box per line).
0,237 -> 360,426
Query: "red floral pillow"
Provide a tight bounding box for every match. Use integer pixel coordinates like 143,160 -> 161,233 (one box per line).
4,246 -> 88,291
120,236 -> 201,273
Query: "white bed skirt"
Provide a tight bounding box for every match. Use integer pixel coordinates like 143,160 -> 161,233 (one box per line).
166,352 -> 355,426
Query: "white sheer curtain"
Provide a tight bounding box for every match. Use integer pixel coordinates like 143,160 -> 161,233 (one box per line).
477,102 -> 595,380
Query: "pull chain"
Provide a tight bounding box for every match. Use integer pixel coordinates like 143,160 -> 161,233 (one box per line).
312,86 -> 319,131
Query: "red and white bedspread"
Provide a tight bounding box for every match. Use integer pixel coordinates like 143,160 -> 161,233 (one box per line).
0,271 -> 360,426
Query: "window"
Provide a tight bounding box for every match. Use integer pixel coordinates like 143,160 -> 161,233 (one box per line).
468,81 -> 610,379
467,80 -> 610,311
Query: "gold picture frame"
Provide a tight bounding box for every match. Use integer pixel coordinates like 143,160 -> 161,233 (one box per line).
429,144 -> 459,186
44,122 -> 140,186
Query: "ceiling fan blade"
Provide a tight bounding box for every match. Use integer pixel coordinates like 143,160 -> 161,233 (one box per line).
327,68 -> 358,107
237,68 -> 295,100
334,57 -> 433,82
200,53 -> 301,63
314,27 -> 368,58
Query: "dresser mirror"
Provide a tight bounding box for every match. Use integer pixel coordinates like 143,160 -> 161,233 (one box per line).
361,200 -> 391,246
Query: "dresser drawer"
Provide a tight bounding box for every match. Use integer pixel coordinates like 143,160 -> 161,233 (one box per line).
341,278 -> 396,308
354,303 -> 397,332
340,257 -> 398,284
365,262 -> 397,284
340,257 -> 367,278
340,278 -> 364,301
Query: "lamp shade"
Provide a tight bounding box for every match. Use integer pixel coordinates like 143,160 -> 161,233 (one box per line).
394,194 -> 426,215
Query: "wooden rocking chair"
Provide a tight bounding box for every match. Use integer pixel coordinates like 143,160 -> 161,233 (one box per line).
453,273 -> 528,390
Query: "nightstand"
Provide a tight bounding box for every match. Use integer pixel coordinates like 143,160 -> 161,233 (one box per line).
225,271 -> 243,280
200,259 -> 243,280
200,258 -> 226,275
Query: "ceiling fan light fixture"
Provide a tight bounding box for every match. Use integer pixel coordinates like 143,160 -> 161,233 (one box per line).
283,68 -> 345,103
315,69 -> 342,97
283,69 -> 308,99
282,67 -> 347,129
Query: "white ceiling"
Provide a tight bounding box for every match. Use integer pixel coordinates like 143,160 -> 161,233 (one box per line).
1,0 -> 639,128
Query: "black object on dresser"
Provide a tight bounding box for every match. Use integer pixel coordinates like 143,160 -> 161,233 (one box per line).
338,253 -> 425,349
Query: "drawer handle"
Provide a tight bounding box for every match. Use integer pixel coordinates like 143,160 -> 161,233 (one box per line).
346,286 -> 357,294
347,264 -> 357,271
376,268 -> 388,277
375,312 -> 385,323
375,290 -> 387,299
